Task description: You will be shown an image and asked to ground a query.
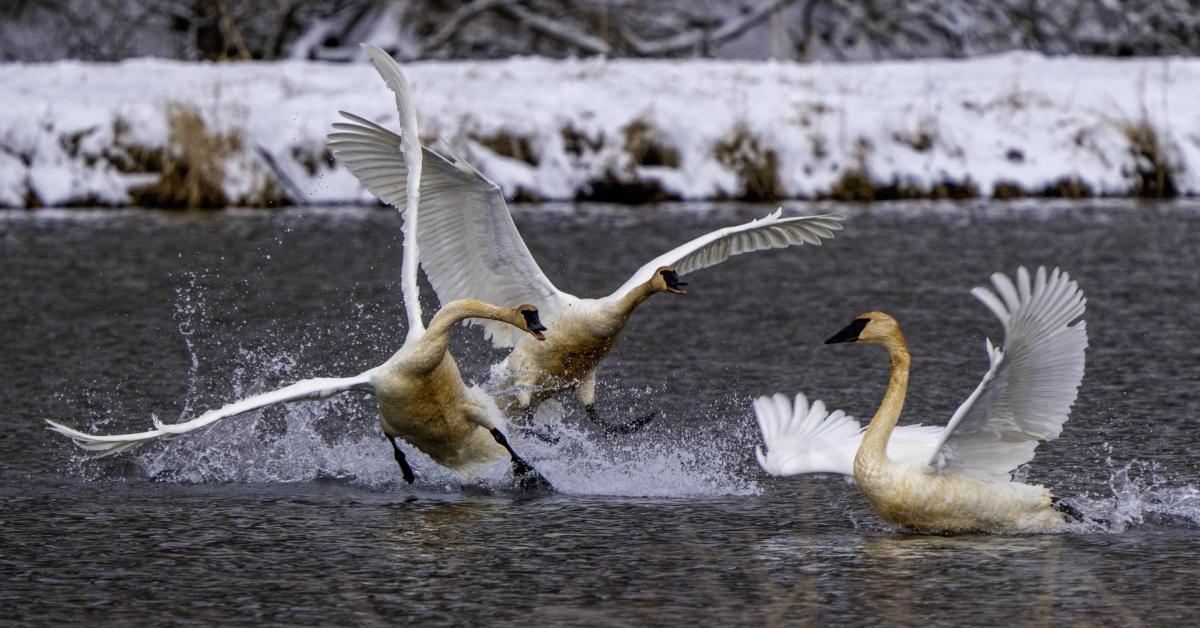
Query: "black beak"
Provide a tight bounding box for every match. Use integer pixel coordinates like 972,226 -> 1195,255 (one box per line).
662,270 -> 688,295
825,318 -> 871,344
522,310 -> 547,341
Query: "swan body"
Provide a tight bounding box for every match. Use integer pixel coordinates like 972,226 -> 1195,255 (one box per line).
47,45 -> 550,486
328,103 -> 843,428
755,266 -> 1088,533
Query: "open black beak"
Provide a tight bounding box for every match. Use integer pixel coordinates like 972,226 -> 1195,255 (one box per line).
522,310 -> 547,341
662,270 -> 688,295
825,318 -> 871,344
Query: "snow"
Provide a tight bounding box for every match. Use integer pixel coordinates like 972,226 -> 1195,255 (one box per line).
0,52 -> 1196,208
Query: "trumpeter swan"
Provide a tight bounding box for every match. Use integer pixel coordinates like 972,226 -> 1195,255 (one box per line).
755,266 -> 1088,533
327,101 -> 843,434
47,45 -> 551,489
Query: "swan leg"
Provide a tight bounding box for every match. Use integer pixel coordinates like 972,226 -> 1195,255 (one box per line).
517,404 -> 561,444
585,404 -> 656,435
488,428 -> 552,493
1050,495 -> 1108,527
387,435 -> 415,484
577,369 -> 654,434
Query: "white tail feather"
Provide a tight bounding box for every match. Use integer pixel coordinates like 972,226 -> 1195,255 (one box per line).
754,393 -> 863,476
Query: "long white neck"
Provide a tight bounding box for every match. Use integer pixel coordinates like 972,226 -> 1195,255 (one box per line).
854,338 -> 911,473
599,277 -> 659,335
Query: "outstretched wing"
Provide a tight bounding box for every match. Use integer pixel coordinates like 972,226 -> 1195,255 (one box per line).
754,392 -> 942,477
327,111 -> 571,348
927,266 -> 1088,483
359,44 -> 426,339
46,374 -> 374,457
606,210 -> 843,301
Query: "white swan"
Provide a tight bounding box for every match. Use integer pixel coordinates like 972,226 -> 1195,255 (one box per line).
328,107 -> 843,433
755,266 -> 1088,533
46,45 -> 551,489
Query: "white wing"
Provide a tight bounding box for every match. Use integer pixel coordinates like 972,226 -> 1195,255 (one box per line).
755,393 -> 863,476
606,210 -> 843,300
359,44 -> 426,339
927,266 -> 1088,482
46,373 -> 374,457
327,112 -> 571,348
754,392 -> 942,477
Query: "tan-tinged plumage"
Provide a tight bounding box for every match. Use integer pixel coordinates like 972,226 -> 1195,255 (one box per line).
755,267 -> 1089,534
491,264 -> 684,423
47,45 -> 553,488
372,299 -> 546,477
327,85 -> 843,431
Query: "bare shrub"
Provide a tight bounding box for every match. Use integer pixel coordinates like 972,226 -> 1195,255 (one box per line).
712,124 -> 784,201
623,119 -> 680,168
561,125 -> 604,158
1122,120 -> 1177,198
472,130 -> 539,166
129,103 -> 241,208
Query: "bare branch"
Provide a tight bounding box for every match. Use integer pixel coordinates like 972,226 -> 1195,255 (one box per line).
497,1 -> 610,55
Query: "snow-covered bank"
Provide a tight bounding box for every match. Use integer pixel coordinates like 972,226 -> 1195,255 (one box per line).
1,53 -> 1197,208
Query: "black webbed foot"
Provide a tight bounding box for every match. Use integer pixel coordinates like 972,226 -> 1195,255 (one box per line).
489,427 -> 554,494
519,425 -> 561,445
517,469 -> 554,495
1051,496 -> 1102,525
388,435 -> 415,484
586,405 -> 656,435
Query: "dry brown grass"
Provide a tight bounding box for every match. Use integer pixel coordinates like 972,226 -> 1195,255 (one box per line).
712,124 -> 784,201
1122,120 -> 1177,198
128,103 -> 242,208
290,145 -> 334,177
623,119 -> 680,168
472,130 -> 539,166
561,125 -> 604,158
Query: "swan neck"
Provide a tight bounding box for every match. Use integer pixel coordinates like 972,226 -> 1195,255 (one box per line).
615,279 -> 657,319
406,299 -> 503,370
857,341 -> 911,465
426,299 -> 502,340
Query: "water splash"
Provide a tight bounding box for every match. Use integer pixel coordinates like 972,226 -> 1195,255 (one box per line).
121,382 -> 759,497
1064,455 -> 1200,532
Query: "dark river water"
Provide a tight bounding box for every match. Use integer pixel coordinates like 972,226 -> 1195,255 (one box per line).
2,201 -> 1199,625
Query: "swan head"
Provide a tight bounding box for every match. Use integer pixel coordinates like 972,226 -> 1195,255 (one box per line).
825,311 -> 901,346
651,266 -> 688,295
516,304 -> 547,341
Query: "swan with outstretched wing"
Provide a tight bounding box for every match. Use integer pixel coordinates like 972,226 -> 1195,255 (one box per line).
754,266 -> 1088,533
49,45 -> 552,489
329,103 -> 842,432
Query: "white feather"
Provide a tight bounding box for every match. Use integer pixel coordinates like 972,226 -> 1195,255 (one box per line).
605,209 -> 843,301
328,112 -> 569,348
328,115 -> 842,348
359,43 -> 426,340
754,392 -> 942,476
927,266 -> 1088,482
45,374 -> 373,457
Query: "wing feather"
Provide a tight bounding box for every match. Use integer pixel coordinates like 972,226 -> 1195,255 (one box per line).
926,266 -> 1088,482
46,373 -> 374,457
359,44 -> 426,338
607,209 -> 843,300
754,392 -> 942,477
328,112 -> 571,349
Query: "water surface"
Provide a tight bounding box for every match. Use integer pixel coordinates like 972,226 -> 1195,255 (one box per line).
2,201 -> 1199,625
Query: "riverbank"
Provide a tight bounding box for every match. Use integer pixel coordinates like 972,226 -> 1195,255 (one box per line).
1,52 -> 1195,208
